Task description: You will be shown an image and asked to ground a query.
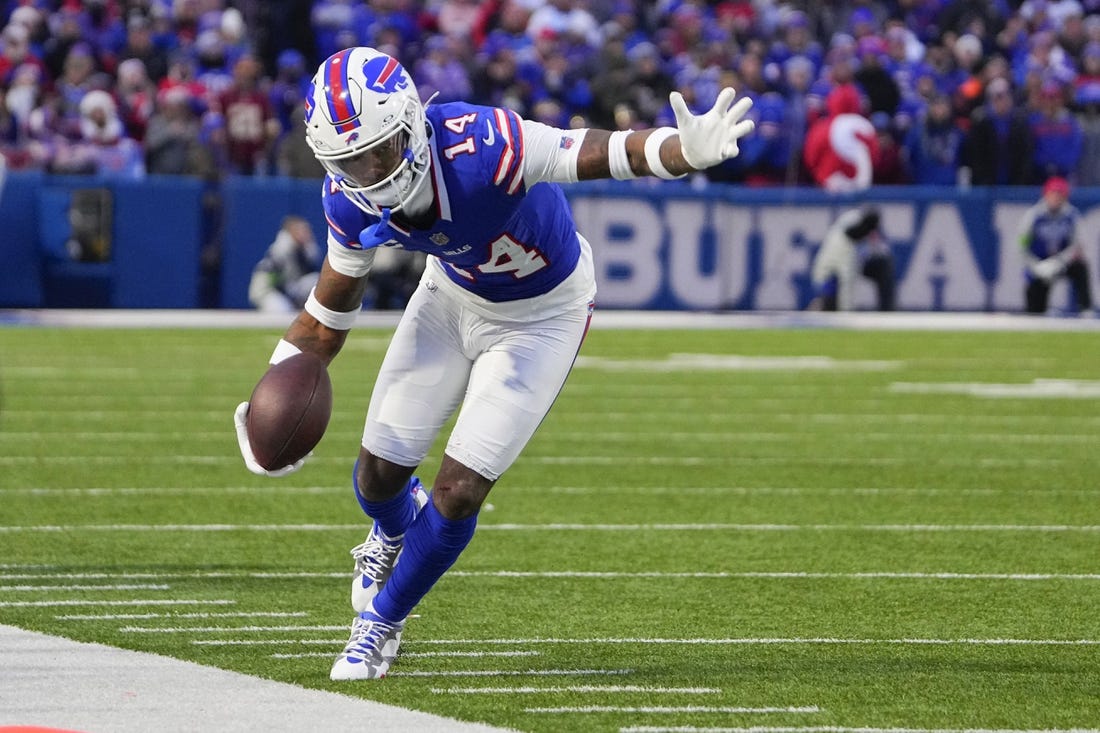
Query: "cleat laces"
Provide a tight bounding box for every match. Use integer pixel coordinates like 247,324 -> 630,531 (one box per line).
350,530 -> 401,579
343,613 -> 399,661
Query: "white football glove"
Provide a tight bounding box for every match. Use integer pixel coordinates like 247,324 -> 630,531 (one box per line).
1030,257 -> 1064,282
233,401 -> 306,477
669,87 -> 755,170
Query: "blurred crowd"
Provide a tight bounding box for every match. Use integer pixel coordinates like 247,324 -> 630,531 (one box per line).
2,0 -> 1100,187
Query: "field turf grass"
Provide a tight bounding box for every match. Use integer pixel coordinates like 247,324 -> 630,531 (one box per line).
2,324 -> 1100,732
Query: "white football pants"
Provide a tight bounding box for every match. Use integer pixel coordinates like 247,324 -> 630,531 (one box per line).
361,237 -> 595,480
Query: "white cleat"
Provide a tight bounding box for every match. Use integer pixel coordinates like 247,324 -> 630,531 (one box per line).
349,478 -> 429,612
329,608 -> 405,681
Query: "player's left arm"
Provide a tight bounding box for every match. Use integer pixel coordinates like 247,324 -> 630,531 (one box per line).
522,88 -> 755,184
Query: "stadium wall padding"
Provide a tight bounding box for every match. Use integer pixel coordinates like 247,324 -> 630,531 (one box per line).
2,173 -> 1098,312
0,171 -> 204,308
218,176 -> 326,310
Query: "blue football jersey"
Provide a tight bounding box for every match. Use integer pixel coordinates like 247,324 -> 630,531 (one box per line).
323,101 -> 582,302
1024,206 -> 1079,260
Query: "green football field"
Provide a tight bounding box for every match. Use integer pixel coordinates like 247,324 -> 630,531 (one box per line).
3,322 -> 1100,732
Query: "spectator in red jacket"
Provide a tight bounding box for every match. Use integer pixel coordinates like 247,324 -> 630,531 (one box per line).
214,54 -> 279,175
803,83 -> 879,192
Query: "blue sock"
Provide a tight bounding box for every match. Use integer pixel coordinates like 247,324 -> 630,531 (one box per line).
371,499 -> 477,622
353,461 -> 418,540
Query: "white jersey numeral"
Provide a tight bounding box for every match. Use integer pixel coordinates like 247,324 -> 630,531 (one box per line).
442,137 -> 476,160
443,113 -> 478,134
477,234 -> 548,278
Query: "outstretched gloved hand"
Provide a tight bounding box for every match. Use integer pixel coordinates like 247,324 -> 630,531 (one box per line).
670,87 -> 755,170
233,401 -> 306,477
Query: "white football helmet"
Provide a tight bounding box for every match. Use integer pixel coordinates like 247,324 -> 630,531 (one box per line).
304,47 -> 430,215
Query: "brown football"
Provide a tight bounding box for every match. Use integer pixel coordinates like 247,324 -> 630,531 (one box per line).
246,352 -> 333,470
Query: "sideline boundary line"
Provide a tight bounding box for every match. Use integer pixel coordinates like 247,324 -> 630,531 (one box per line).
1,624 -> 512,733
6,308 -> 1100,332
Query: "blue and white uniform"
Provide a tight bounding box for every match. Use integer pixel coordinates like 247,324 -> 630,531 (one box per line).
323,101 -> 596,479
326,102 -> 583,304
1017,201 -> 1084,280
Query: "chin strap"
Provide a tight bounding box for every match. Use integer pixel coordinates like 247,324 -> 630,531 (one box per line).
359,208 -> 395,249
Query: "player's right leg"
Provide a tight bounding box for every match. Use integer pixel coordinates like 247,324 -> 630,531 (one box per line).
348,457 -> 429,613
331,455 -> 490,680
332,278 -> 473,680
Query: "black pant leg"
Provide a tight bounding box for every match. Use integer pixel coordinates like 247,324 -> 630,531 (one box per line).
1026,278 -> 1050,314
1064,260 -> 1093,311
862,255 -> 896,311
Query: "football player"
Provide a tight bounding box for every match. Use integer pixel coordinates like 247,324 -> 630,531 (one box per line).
234,46 -> 755,679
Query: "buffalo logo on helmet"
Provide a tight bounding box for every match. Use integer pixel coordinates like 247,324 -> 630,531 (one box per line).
362,55 -> 409,94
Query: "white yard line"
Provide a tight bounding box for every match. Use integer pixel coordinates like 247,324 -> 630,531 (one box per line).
59,611 -> 308,620
0,583 -> 170,591
194,638 -> 346,645
539,487 -> 1083,496
449,571 -> 1100,581
0,455 -> 1069,467
121,625 -> 348,633
390,669 -> 633,678
528,699 -> 822,708
0,598 -> 234,608
0,486 -> 346,496
478,523 -> 1100,532
195,636 -> 1100,648
410,638 -> 1100,647
621,729 -> 1100,733
433,685 -> 722,694
529,705 -> 819,714
5,430 -> 1093,444
6,523 -> 1100,533
6,485 -> 1099,498
271,651 -> 539,659
2,571 -> 345,579
8,411 -> 1100,424
11,570 -> 1100,582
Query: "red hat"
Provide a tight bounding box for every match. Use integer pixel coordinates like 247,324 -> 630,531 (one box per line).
1043,177 -> 1070,196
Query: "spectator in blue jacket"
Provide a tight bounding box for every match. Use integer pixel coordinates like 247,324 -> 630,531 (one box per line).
964,77 -> 1037,184
904,92 -> 964,184
1029,80 -> 1083,179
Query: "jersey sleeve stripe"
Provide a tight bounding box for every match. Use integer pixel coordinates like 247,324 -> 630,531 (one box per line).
325,213 -> 348,237
507,165 -> 524,195
505,110 -> 525,194
492,108 -> 515,186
